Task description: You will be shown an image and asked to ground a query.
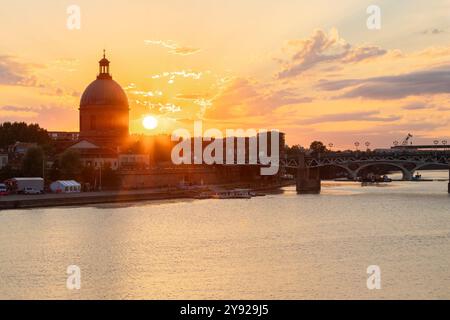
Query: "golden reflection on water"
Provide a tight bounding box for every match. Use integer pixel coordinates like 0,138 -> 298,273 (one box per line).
0,172 -> 449,299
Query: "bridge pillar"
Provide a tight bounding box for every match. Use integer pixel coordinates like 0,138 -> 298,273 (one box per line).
403,170 -> 413,181
296,153 -> 321,194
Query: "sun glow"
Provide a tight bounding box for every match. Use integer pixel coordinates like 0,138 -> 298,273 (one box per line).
142,115 -> 158,130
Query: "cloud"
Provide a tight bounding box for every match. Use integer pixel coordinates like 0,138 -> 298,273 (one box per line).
0,105 -> 35,112
175,94 -> 204,100
0,104 -> 78,130
401,102 -> 430,110
144,40 -> 201,56
276,28 -> 387,79
0,105 -> 39,119
150,70 -> 202,84
150,103 -> 182,113
0,55 -> 42,87
318,65 -> 450,100
422,28 -> 445,35
298,111 -> 401,125
204,78 -> 312,120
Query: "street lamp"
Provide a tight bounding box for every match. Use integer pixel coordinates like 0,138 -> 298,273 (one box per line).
354,141 -> 360,151
365,141 -> 371,151
328,143 -> 334,151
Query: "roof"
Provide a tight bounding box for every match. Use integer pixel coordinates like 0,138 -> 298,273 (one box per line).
80,78 -> 129,108
11,177 -> 44,181
68,140 -> 100,150
51,180 -> 81,187
77,148 -> 118,157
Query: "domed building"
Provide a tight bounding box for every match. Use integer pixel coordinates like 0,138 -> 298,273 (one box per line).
79,52 -> 129,147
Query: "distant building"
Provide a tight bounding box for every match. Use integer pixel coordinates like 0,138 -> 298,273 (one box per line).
67,140 -> 119,170
79,52 -> 129,148
65,140 -> 153,171
119,154 -> 150,170
0,153 -> 8,169
48,131 -> 80,141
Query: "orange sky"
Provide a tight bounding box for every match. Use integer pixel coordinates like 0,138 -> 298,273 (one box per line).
1,0 -> 450,148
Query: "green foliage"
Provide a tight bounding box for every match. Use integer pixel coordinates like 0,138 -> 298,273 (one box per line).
22,147 -> 44,177
59,149 -> 82,179
0,122 -> 51,150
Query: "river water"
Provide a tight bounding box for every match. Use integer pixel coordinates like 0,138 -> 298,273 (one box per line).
0,171 -> 449,299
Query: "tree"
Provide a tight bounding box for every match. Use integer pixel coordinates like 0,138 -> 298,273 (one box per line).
285,144 -> 304,157
22,147 -> 44,177
309,141 -> 327,154
48,160 -> 61,182
100,165 -> 120,189
80,166 -> 95,185
0,165 -> 21,181
0,122 -> 51,150
59,149 -> 82,179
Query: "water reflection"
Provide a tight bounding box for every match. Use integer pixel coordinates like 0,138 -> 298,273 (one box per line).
0,171 -> 449,299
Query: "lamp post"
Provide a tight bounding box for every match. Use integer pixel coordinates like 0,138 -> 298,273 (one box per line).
365,141 -> 371,152
328,143 -> 334,152
99,163 -> 102,192
42,154 -> 45,181
354,141 -> 360,151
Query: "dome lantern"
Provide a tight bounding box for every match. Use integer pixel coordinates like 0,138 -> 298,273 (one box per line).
98,50 -> 112,80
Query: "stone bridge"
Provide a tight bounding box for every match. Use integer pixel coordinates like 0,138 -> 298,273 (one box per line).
281,150 -> 450,182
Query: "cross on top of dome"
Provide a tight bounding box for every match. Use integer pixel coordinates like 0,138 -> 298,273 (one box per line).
98,50 -> 112,80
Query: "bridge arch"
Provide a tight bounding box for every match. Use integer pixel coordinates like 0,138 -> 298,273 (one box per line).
315,164 -> 356,180
413,162 -> 449,172
354,162 -> 413,181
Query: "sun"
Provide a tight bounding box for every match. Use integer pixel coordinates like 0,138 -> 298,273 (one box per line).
142,115 -> 158,130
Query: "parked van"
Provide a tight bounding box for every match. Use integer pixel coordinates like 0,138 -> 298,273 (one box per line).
5,178 -> 44,194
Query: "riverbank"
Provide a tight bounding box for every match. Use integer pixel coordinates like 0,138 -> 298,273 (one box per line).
0,181 -> 293,210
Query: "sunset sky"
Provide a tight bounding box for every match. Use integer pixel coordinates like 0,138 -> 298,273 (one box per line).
1,0 -> 450,148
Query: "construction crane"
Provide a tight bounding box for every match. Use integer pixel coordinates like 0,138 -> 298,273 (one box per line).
401,133 -> 413,146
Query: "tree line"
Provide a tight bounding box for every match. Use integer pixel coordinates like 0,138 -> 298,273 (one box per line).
0,122 -> 118,189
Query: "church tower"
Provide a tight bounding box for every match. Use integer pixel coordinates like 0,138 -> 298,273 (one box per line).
79,51 -> 129,147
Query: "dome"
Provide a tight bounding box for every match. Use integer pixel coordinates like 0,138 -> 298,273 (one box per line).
80,78 -> 129,108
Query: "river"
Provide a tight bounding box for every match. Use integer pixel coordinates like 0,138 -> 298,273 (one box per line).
0,171 -> 449,299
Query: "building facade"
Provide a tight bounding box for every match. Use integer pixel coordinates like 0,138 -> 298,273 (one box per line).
79,52 -> 129,148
